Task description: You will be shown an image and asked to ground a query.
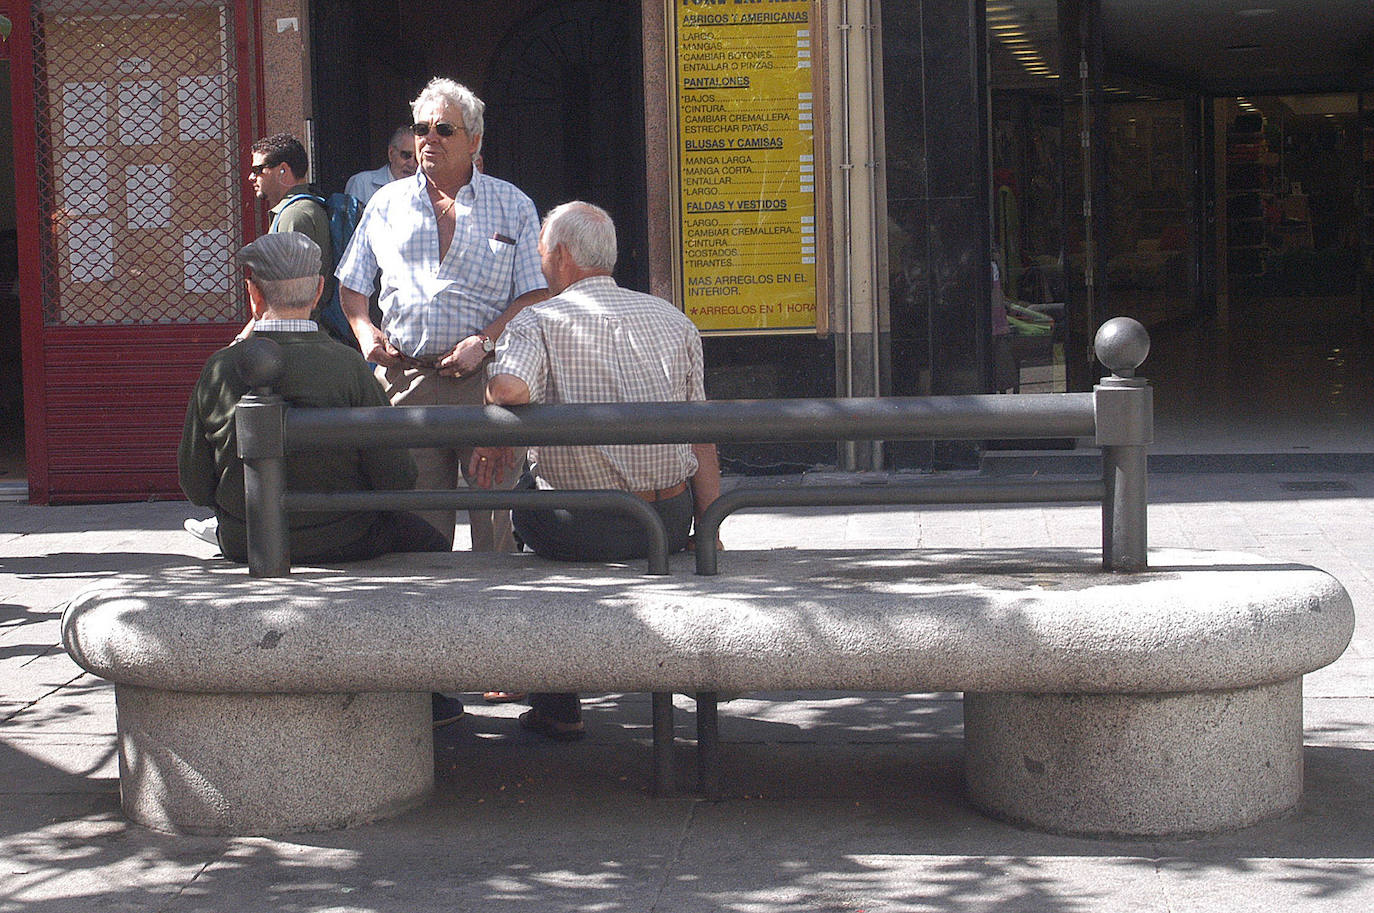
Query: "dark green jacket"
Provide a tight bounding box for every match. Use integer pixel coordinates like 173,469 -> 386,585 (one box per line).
178,329 -> 415,561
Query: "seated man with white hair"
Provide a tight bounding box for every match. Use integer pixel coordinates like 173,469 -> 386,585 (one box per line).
473,201 -> 722,740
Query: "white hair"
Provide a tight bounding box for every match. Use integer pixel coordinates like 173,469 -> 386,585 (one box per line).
252,275 -> 320,312
542,202 -> 617,272
411,78 -> 485,143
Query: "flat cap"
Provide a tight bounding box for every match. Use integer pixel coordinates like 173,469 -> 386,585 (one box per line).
237,232 -> 321,281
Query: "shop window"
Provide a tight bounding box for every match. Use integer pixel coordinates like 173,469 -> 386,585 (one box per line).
1103,100 -> 1193,328
987,0 -> 1067,395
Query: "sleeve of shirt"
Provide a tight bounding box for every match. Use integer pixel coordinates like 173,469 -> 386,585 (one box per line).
685,326 -> 706,403
176,368 -> 218,507
491,310 -> 548,402
510,194 -> 548,300
334,202 -> 380,294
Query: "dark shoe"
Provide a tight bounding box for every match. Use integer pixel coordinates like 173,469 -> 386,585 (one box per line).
483,691 -> 527,703
518,709 -> 585,742
431,693 -> 465,728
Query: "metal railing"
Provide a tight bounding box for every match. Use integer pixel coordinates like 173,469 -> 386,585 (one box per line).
236,318 -> 1153,577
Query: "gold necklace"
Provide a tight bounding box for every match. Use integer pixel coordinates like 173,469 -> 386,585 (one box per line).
436,195 -> 457,219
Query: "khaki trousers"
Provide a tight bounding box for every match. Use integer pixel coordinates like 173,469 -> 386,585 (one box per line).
377,365 -> 520,552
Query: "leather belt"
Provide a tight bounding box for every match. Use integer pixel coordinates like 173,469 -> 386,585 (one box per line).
632,481 -> 688,503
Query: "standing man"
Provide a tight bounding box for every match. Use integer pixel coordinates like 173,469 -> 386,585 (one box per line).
344,126 -> 418,205
247,133 -> 342,341
335,78 -> 548,550
476,202 -> 722,741
249,133 -> 332,279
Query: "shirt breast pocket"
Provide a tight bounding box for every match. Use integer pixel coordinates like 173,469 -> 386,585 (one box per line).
470,236 -> 516,298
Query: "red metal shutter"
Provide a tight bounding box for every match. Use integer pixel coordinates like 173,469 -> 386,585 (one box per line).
21,0 -> 254,503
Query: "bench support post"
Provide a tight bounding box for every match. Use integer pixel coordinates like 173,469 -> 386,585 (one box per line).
964,680 -> 1303,836
651,692 -> 674,796
114,686 -> 433,835
696,692 -> 720,798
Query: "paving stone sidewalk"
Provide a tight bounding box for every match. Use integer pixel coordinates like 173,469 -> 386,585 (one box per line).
1,471 -> 1371,912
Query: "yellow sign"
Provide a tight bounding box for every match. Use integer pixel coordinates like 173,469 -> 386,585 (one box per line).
673,0 -> 821,334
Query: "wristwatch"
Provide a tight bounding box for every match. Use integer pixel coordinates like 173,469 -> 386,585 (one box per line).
476,332 -> 495,354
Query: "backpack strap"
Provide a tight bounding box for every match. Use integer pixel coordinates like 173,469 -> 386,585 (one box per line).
270,192 -> 327,231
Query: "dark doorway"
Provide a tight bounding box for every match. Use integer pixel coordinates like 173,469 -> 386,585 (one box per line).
308,0 -> 647,290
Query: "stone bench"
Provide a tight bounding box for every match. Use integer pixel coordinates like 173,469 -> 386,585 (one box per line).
62,545 -> 1352,838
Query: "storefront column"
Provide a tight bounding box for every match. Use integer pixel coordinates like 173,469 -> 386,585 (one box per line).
881,0 -> 991,469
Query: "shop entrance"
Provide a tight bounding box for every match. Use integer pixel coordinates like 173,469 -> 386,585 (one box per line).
308,0 -> 646,290
991,1 -> 1374,456
1143,92 -> 1374,454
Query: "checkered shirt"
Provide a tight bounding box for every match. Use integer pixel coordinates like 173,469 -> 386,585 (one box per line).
335,169 -> 546,359
252,319 -> 317,333
491,275 -> 705,491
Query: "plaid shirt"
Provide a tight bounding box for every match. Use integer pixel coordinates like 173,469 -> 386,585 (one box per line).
492,275 -> 704,491
335,169 -> 546,359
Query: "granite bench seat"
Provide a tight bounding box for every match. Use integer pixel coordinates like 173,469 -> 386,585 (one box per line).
61,546 -> 1353,838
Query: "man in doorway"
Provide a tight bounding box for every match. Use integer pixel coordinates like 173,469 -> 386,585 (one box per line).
178,232 -> 449,565
335,77 -> 548,550
344,126 -> 418,205
474,201 -> 722,741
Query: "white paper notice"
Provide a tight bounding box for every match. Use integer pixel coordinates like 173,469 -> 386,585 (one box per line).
118,80 -> 165,145
59,150 -> 110,216
183,229 -> 235,294
178,75 -> 226,141
67,219 -> 115,283
126,164 -> 173,229
62,82 -> 109,146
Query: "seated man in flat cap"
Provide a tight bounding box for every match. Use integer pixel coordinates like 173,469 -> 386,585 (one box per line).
178,232 -> 451,565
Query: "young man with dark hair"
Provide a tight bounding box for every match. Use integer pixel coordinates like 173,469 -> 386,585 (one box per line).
247,133 -> 335,332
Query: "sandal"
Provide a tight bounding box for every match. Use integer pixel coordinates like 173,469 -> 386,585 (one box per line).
483,691 -> 527,703
518,709 -> 585,742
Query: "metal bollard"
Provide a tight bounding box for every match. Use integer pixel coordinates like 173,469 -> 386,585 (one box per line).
1092,317 -> 1152,571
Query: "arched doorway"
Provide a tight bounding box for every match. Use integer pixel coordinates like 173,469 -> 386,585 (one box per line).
483,1 -> 647,290
309,0 -> 647,291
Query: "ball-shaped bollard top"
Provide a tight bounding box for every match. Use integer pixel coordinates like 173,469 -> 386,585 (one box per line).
1094,317 -> 1150,378
234,336 -> 286,391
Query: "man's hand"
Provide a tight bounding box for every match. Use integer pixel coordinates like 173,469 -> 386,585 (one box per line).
468,446 -> 516,488
436,334 -> 490,378
339,286 -> 399,365
357,323 -> 402,366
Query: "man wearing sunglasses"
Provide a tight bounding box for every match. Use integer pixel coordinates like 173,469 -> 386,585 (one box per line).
247,133 -> 337,337
335,77 -> 549,551
344,126 -> 419,205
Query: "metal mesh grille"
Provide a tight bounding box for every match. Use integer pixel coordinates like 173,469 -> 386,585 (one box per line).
32,0 -> 243,326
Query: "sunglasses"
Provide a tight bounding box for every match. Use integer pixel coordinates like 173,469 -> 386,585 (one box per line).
411,121 -> 462,138
247,161 -> 279,176
393,148 -> 415,160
